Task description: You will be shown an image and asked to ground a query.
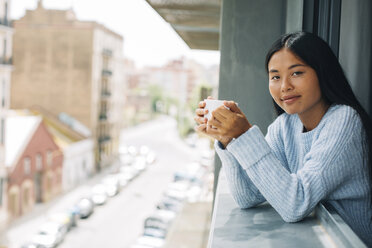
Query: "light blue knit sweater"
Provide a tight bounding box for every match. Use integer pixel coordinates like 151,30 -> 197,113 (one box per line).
215,104 -> 372,246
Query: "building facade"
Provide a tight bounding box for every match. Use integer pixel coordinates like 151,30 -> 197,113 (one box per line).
30,108 -> 95,192
10,2 -> 125,170
5,115 -> 63,219
0,0 -> 12,232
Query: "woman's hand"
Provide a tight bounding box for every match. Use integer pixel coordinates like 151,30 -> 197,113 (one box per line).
194,97 -> 233,147
206,101 -> 252,147
194,99 -> 208,127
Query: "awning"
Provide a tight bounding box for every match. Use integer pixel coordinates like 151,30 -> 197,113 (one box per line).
145,0 -> 221,50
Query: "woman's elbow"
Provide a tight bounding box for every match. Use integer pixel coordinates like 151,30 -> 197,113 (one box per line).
235,198 -> 262,209
281,215 -> 304,223
279,210 -> 309,223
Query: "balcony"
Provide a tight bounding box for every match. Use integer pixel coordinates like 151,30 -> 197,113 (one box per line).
102,49 -> 113,57
207,171 -> 367,248
98,135 -> 111,144
99,113 -> 108,121
101,90 -> 111,98
0,18 -> 11,27
102,69 -> 112,77
0,57 -> 12,65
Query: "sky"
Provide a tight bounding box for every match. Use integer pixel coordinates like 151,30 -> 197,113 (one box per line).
10,0 -> 220,68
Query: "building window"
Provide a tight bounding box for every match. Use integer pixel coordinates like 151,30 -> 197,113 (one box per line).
2,39 -> 6,61
36,153 -> 42,171
24,157 -> 31,175
4,2 -> 8,26
47,150 -> 53,166
23,187 -> 30,207
0,118 -> 4,145
1,79 -> 5,108
82,159 -> 86,171
0,178 -> 3,206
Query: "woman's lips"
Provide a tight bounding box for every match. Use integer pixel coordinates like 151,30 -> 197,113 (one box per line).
282,96 -> 301,104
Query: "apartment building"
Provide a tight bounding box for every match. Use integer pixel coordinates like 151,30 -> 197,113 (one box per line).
10,2 -> 125,170
0,0 -> 12,232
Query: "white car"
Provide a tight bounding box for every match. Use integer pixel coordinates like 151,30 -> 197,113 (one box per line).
102,176 -> 120,197
133,156 -> 147,171
139,145 -> 150,156
135,236 -> 165,248
47,212 -> 77,231
146,152 -> 157,165
130,245 -> 155,248
144,209 -> 176,230
111,173 -> 128,188
31,221 -> 67,248
167,181 -> 190,192
120,154 -> 134,166
91,184 -> 108,205
31,234 -> 57,248
128,145 -> 138,156
120,166 -> 139,180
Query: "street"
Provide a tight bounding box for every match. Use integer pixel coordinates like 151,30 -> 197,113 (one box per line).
5,116 -> 207,248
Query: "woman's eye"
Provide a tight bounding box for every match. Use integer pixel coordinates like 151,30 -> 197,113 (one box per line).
292,71 -> 304,76
271,75 -> 280,80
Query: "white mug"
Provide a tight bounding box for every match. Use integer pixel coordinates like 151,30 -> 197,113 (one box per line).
204,99 -> 227,121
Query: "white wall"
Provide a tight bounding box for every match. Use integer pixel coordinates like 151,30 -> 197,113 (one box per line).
62,139 -> 94,191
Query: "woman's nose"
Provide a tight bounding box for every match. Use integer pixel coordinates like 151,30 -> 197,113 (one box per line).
281,77 -> 293,92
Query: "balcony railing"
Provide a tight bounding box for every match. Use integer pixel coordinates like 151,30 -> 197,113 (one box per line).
207,171 -> 367,248
0,57 -> 12,65
99,113 -> 107,121
102,49 -> 113,57
0,19 -> 11,27
102,69 -> 112,77
98,135 -> 111,143
101,90 -> 111,97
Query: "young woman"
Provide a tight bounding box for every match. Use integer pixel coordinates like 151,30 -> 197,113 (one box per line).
195,32 -> 372,246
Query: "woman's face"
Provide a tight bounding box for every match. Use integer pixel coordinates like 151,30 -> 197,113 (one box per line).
268,48 -> 326,117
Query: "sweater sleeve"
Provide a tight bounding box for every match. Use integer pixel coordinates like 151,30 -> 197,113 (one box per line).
214,140 -> 266,208
227,108 -> 362,222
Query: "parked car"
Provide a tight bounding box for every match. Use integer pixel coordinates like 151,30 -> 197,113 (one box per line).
111,173 -> 128,188
47,211 -> 77,231
143,227 -> 167,239
164,189 -> 187,202
146,151 -> 156,165
135,236 -> 165,248
156,196 -> 183,213
165,181 -> 191,201
20,242 -> 44,248
132,156 -> 147,172
31,221 -> 67,248
120,154 -> 134,166
144,209 -> 176,231
130,244 -> 155,248
119,145 -> 129,155
91,184 -> 109,205
76,197 -> 94,218
186,185 -> 203,202
128,145 -> 138,156
29,234 -> 57,248
102,176 -> 120,197
173,171 -> 203,184
120,166 -> 139,181
139,145 -> 150,156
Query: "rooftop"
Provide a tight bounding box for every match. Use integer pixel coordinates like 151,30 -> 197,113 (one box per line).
5,115 -> 41,167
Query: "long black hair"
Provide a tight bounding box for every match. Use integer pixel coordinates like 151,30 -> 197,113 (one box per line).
265,31 -> 372,204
